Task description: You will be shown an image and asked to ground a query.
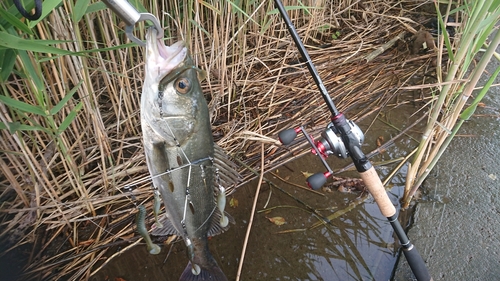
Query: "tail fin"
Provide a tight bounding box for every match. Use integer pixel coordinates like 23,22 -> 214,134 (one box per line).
179,261 -> 228,281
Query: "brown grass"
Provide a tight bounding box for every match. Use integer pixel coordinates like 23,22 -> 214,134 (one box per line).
0,0 -> 439,280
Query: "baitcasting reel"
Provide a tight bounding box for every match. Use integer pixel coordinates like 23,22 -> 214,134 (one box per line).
278,119 -> 364,190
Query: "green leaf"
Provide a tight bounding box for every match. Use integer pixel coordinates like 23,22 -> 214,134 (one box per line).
228,1 -> 259,25
0,31 -> 73,55
17,50 -> 44,91
0,95 -> 47,116
0,48 -> 17,82
28,0 -> 64,28
434,7 -> 455,62
489,0 -> 500,12
86,2 -> 107,14
58,101 -> 83,133
0,7 -> 33,35
73,0 -> 91,22
0,121 -> 45,133
49,81 -> 83,115
460,64 -> 500,120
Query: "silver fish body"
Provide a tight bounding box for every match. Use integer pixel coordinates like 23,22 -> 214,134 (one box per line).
141,28 -> 229,281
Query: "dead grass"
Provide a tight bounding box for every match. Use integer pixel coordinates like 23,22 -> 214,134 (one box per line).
0,0 -> 440,280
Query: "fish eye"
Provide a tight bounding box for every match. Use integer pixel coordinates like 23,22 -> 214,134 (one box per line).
174,77 -> 191,94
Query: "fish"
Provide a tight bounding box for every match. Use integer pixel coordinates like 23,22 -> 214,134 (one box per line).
140,27 -> 238,281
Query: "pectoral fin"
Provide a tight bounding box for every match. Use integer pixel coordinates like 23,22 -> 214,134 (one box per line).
214,144 -> 241,195
151,215 -> 183,237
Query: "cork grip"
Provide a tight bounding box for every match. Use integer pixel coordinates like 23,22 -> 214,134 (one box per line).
359,167 -> 396,217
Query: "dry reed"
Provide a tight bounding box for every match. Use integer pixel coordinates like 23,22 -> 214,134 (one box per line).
0,0 -> 440,280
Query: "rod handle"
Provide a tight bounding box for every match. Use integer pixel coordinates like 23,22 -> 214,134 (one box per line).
403,245 -> 433,281
358,166 -> 396,217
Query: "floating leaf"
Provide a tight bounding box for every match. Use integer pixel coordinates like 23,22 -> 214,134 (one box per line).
164,235 -> 177,245
229,197 -> 238,208
301,171 -> 313,178
267,216 -> 286,226
376,136 -> 384,147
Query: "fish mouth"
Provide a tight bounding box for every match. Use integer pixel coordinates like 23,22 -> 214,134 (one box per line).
145,28 -> 187,82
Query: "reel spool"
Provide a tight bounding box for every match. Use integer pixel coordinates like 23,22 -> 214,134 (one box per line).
278,121 -> 364,190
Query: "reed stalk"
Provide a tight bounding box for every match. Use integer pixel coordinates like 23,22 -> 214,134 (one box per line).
0,0 -> 470,279
403,0 -> 500,208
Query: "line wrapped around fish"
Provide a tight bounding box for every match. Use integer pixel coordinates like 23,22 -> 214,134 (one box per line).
135,27 -> 240,281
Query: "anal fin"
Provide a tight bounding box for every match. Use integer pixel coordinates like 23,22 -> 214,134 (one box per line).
207,208 -> 234,237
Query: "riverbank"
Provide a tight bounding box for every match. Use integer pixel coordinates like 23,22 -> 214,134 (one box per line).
393,44 -> 500,281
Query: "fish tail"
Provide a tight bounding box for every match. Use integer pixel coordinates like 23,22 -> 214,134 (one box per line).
179,261 -> 228,281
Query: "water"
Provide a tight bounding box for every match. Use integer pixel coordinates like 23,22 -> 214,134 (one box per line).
93,102 -> 424,281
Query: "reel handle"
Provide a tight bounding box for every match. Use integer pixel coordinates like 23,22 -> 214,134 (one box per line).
278,128 -> 301,145
306,171 -> 332,190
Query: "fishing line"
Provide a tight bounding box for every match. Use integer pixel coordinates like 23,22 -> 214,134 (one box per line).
122,157 -> 211,190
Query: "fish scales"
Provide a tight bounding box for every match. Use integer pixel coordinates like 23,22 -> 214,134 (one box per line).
141,27 -> 230,281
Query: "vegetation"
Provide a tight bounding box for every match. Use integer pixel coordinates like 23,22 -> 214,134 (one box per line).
0,0 -> 498,280
403,0 -> 500,207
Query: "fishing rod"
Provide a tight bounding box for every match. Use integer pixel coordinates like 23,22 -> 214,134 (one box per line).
273,1 -> 432,280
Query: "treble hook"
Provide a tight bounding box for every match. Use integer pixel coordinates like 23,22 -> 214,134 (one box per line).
13,0 -> 43,21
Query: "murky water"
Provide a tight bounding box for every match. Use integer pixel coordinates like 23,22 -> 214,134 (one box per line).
92,101 -> 425,281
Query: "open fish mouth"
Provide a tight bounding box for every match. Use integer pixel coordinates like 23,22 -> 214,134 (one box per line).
145,28 -> 187,82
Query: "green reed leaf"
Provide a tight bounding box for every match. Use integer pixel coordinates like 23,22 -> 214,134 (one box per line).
460,64 -> 500,120
86,2 -> 107,14
0,31 -> 73,55
73,0 -> 91,22
28,0 -> 63,28
0,7 -> 33,34
434,6 -> 454,62
58,101 -> 83,133
17,49 -> 44,92
0,49 -> 17,82
0,121 -> 45,133
0,95 -> 47,116
49,81 -> 83,116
